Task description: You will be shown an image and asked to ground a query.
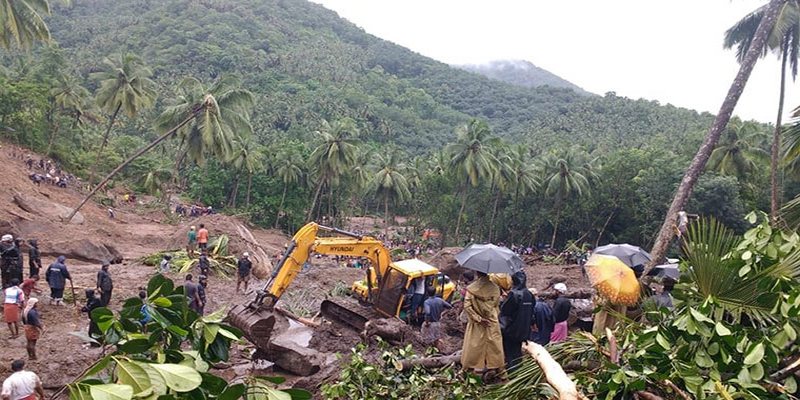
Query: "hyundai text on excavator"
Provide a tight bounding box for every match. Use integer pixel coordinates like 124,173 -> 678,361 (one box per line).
227,222 -> 456,351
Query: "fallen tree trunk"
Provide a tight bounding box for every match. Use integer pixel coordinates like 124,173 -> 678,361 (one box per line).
400,351 -> 462,370
522,341 -> 585,400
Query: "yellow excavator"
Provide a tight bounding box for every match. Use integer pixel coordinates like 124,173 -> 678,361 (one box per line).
227,222 -> 456,350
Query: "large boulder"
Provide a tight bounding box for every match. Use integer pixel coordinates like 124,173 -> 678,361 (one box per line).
41,238 -> 123,264
12,193 -> 84,224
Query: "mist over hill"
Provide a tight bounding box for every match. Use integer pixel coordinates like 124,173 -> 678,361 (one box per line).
458,59 -> 591,95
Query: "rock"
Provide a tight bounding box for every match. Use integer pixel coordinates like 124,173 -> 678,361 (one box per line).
41,238 -> 123,264
12,192 -> 84,224
256,339 -> 324,376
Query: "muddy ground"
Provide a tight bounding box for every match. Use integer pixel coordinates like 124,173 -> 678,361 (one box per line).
0,143 -> 593,397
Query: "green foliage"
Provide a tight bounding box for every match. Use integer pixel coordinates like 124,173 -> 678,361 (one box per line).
68,274 -> 309,400
322,342 -> 484,400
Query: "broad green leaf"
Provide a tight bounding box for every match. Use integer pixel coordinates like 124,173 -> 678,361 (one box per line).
655,333 -> 670,350
217,328 -> 241,341
89,384 -> 134,400
68,383 -> 93,400
695,350 -> 713,368
115,359 -> 151,397
786,376 -> 797,393
746,211 -> 757,224
119,339 -> 151,354
134,362 -> 167,395
749,362 -> 764,381
743,343 -> 765,366
785,323 -> 797,341
153,297 -> 172,307
715,323 -> 731,337
218,384 -> 246,400
149,363 -> 202,392
92,307 -> 115,333
282,389 -> 312,400
80,355 -> 111,379
741,250 -> 752,261
707,342 -> 720,356
203,324 -> 220,349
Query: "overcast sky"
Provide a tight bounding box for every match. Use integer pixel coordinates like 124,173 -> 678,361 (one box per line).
313,0 -> 799,124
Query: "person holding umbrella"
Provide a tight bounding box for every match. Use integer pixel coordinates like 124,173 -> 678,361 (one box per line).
456,243 -> 525,378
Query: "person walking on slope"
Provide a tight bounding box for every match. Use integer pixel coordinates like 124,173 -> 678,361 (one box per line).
197,224 -> 209,252
461,271 -> 505,378
550,283 -> 571,343
20,276 -> 41,299
3,279 -> 25,339
499,271 -> 535,371
198,252 -> 210,277
1,360 -> 45,400
159,254 -> 172,274
22,298 -> 43,360
96,263 -> 113,307
45,256 -> 71,305
27,240 -> 41,278
187,226 -> 197,258
236,252 -> 252,293
184,275 -> 203,315
197,275 -> 208,315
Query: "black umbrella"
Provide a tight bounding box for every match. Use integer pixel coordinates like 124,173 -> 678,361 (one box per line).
455,243 -> 524,274
594,243 -> 652,268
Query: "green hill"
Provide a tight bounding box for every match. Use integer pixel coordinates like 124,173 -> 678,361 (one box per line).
44,0 -> 715,154
457,59 -> 590,95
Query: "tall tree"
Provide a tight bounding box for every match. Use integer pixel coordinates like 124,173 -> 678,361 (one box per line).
487,146 -> 515,242
446,119 -> 498,244
367,150 -> 412,235
226,136 -> 263,208
157,76 -> 254,184
0,0 -> 51,49
273,147 -> 305,228
306,118 -> 359,221
48,72 -> 90,155
647,0 -> 785,274
725,0 -> 800,221
89,53 -> 156,184
506,144 -> 540,242
66,76 -> 253,221
541,149 -> 594,248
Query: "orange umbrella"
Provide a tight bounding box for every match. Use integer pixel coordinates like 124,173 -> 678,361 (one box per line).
585,254 -> 641,306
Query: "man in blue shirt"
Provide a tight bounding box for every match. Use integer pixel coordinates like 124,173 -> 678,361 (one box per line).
422,287 -> 452,344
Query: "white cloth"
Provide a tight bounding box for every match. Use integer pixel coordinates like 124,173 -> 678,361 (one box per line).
1,371 -> 40,400
413,278 -> 425,295
4,287 -> 24,304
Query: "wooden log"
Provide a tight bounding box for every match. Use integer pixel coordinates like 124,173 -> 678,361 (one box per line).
522,341 -> 582,400
399,351 -> 462,370
275,306 -> 321,328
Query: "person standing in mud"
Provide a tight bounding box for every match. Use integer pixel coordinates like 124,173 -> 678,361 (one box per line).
187,226 -> 197,258
461,271 -> 504,377
236,252 -> 252,293
45,256 -> 71,305
3,279 -> 25,339
22,298 -> 43,360
184,274 -> 202,315
198,251 -> 210,277
0,235 -> 20,289
27,240 -> 41,278
499,271 -> 534,371
13,239 -> 23,284
81,289 -> 103,345
96,263 -> 113,307
197,224 -> 209,252
197,275 -> 208,315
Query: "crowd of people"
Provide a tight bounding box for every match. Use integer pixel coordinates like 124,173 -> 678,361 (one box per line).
25,156 -> 77,189
174,203 -> 215,218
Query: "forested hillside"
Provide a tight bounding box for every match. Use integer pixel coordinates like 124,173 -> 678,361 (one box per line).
0,0 -> 777,250
42,0 -> 716,151
458,60 -> 590,95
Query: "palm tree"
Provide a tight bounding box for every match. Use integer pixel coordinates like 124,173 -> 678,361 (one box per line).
89,53 -> 157,184
157,76 -> 254,185
48,72 -> 91,155
140,165 -> 172,200
306,118 -> 360,221
226,137 -> 263,208
541,149 -> 594,248
273,148 -> 305,228
648,0 -> 785,274
367,150 -> 412,235
506,144 -> 540,242
446,119 -> 498,244
725,0 -> 800,222
0,0 -> 51,49
707,120 -> 769,178
487,146 -> 515,242
65,76 -> 254,221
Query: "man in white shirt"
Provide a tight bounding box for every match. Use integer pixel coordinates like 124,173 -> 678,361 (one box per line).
1,360 -> 44,400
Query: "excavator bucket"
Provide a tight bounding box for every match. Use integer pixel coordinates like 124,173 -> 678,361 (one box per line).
227,304 -> 277,350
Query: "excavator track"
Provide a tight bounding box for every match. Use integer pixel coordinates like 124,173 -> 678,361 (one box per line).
320,297 -> 387,332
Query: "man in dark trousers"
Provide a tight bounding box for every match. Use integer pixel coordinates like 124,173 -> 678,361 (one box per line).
27,240 -> 41,278
500,271 -> 535,370
184,274 -> 202,314
236,252 -> 252,293
198,252 -> 210,277
0,235 -> 20,288
96,263 -> 113,307
529,288 -> 555,346
45,256 -> 71,305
